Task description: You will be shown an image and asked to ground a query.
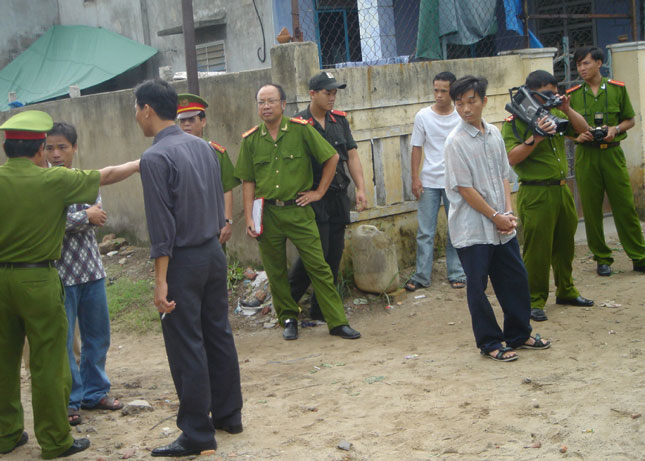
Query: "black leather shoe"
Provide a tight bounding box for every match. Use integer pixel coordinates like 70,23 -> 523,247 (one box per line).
597,264 -> 611,276
556,296 -> 594,307
530,308 -> 547,322
283,319 -> 298,340
633,262 -> 645,272
57,438 -> 90,458
151,438 -> 211,457
214,422 -> 243,434
329,325 -> 361,339
0,431 -> 28,454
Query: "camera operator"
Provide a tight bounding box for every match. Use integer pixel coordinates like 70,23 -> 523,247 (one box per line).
502,70 -> 592,322
568,46 -> 645,276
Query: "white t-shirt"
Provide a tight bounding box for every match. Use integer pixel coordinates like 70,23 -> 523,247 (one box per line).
410,105 -> 461,188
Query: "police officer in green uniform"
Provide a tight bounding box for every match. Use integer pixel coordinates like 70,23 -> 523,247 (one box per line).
289,72 -> 367,321
234,83 -> 361,341
176,93 -> 240,243
0,111 -> 140,458
568,46 -> 645,276
502,70 -> 594,322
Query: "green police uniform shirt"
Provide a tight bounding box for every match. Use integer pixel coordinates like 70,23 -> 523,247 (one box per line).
567,77 -> 635,143
208,141 -> 241,192
234,116 -> 337,200
501,110 -> 572,182
0,158 -> 100,262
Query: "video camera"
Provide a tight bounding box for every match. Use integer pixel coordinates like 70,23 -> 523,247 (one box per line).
505,86 -> 569,137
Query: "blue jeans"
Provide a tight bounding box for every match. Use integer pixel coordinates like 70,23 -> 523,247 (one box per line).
411,188 -> 465,286
64,278 -> 111,410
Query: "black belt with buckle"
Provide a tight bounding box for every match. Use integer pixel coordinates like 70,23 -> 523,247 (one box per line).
265,199 -> 297,207
584,141 -> 620,150
520,179 -> 566,186
0,260 -> 55,269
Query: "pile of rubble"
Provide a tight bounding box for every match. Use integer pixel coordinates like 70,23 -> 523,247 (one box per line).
99,234 -> 135,265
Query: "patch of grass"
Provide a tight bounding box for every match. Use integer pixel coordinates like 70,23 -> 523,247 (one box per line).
336,266 -> 355,299
227,259 -> 246,291
106,278 -> 159,333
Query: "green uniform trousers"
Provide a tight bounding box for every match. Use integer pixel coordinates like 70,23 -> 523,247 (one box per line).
0,266 -> 74,459
258,204 -> 349,330
517,185 -> 580,310
575,145 -> 645,265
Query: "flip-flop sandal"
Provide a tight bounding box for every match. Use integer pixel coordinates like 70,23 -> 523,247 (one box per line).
481,346 -> 518,362
404,279 -> 424,292
450,280 -> 465,289
516,334 -> 551,350
81,395 -> 123,411
68,408 -> 82,426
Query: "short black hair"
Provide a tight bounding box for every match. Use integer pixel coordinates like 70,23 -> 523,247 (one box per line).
134,78 -> 178,121
433,71 -> 456,84
450,75 -> 488,101
525,70 -> 558,90
48,122 -> 78,145
3,139 -> 45,158
258,83 -> 287,102
198,111 -> 205,120
574,46 -> 604,64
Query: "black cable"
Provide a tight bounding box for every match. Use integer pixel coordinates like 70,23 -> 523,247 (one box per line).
253,0 -> 267,63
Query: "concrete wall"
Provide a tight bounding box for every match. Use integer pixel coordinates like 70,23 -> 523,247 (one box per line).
4,41 -> 645,269
0,0 -> 59,70
0,66 -> 271,252
0,41 -> 555,269
608,41 -> 645,218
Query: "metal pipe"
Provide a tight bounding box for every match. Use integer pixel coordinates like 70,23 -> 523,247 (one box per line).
529,14 -> 630,19
631,0 -> 637,41
291,0 -> 303,42
523,0 -> 529,48
181,0 -> 199,95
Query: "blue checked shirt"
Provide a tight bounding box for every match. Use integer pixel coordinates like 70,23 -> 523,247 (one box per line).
54,192 -> 106,286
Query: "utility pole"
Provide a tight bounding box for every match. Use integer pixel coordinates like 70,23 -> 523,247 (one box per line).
181,0 -> 199,94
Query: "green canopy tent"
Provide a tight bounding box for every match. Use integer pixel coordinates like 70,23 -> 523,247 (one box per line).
0,25 -> 157,111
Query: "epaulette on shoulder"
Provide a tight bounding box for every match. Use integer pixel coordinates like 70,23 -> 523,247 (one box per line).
209,141 -> 226,153
504,115 -> 514,122
566,84 -> 582,94
330,109 -> 346,117
608,79 -> 625,87
242,126 -> 258,138
289,117 -> 309,125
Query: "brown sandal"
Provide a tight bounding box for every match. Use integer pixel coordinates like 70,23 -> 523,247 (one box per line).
68,408 -> 82,426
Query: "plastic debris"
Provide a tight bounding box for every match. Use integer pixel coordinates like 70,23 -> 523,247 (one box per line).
600,300 -> 621,308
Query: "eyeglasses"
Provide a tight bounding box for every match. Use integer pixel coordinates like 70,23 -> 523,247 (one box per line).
256,99 -> 281,107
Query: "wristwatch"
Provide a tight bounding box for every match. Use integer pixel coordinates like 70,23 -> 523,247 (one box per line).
615,125 -> 621,134
523,137 -> 535,146
225,218 -> 233,225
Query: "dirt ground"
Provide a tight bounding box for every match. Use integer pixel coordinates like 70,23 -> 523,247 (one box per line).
7,240 -> 645,461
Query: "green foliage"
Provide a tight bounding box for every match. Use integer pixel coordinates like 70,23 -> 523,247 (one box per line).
336,266 -> 355,299
227,259 -> 246,290
106,278 -> 159,333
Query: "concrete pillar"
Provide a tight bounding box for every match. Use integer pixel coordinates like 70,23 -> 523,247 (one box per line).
357,0 -> 397,61
607,41 -> 645,215
510,47 -> 558,78
270,41 -> 319,112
